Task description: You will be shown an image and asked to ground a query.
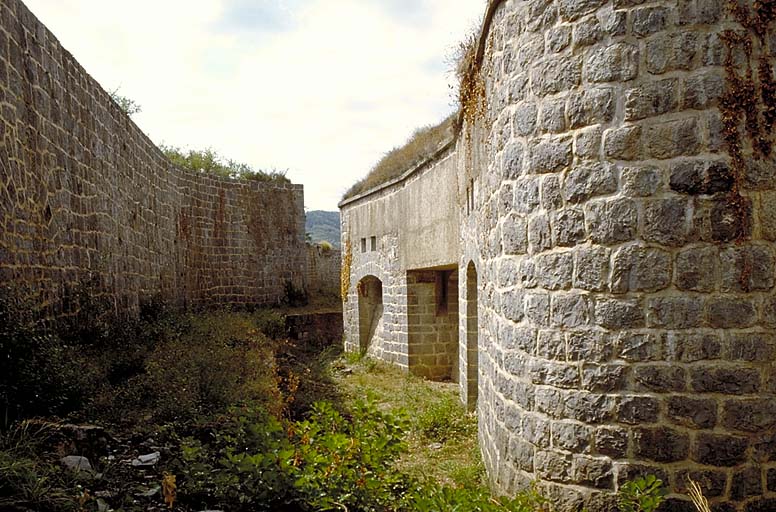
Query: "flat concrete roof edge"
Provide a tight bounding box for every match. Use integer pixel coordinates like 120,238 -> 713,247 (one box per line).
338,136 -> 457,209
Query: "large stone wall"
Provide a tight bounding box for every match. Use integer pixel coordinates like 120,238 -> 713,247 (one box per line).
305,244 -> 341,299
0,0 -> 306,317
342,0 -> 776,509
467,0 -> 776,510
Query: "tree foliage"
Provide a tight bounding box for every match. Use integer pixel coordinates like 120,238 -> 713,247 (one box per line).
160,145 -> 290,183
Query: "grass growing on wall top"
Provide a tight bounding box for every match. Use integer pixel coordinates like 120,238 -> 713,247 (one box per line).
342,113 -> 458,200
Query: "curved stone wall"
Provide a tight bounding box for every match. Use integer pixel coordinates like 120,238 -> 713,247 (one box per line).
466,0 -> 776,509
0,0 -> 306,318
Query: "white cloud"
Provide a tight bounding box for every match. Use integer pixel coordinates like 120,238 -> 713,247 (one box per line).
24,0 -> 485,210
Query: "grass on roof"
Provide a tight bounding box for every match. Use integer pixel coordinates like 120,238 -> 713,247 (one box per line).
342,113 -> 458,201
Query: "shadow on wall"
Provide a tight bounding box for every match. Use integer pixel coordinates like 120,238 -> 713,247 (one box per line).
358,276 -> 384,354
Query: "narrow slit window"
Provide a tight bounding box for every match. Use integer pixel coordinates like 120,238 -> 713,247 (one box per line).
361,238 -> 367,253
370,236 -> 377,251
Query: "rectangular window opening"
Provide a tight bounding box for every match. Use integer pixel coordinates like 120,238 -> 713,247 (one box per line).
360,238 -> 366,253
370,236 -> 377,251
435,270 -> 450,316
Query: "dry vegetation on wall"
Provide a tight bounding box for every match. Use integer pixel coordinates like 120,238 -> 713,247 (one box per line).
342,114 -> 458,200
341,240 -> 353,302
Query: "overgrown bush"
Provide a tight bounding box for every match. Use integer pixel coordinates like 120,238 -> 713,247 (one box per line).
415,394 -> 476,443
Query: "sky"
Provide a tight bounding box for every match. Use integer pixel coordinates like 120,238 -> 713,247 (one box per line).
24,0 -> 485,211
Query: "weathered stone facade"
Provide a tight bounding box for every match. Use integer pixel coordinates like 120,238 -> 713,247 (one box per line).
0,0 -> 307,317
342,0 -> 776,509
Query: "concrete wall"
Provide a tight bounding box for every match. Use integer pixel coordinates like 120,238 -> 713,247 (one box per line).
0,0 -> 306,318
342,0 -> 776,509
341,145 -> 460,367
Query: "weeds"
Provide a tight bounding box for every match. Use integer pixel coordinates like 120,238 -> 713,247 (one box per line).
618,474 -> 667,512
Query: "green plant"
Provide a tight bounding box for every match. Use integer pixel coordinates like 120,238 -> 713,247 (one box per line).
282,280 -> 308,308
416,394 -> 476,443
618,475 -> 667,512
318,240 -> 334,252
160,145 -> 289,183
109,87 -> 142,116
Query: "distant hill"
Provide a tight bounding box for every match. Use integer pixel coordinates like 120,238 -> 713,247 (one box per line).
306,210 -> 341,248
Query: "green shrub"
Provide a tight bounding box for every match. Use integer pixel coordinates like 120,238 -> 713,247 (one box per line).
618,474 -> 667,512
254,309 -> 287,339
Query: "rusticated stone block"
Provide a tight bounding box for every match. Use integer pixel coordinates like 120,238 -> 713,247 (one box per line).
731,466 -> 763,501
670,159 -> 733,195
562,163 -> 617,203
634,364 -> 686,392
585,198 -> 638,244
568,88 -> 615,128
594,426 -> 628,458
723,398 -> 776,432
632,6 -> 669,36
720,245 -> 775,292
528,136 -> 573,174
693,433 -> 749,467
572,455 -> 613,489
633,427 -> 690,463
643,118 -> 701,159
646,297 -> 703,329
611,244 -> 671,293
690,365 -> 760,394
667,396 -> 717,428
551,208 -> 586,247
603,124 -> 642,160
705,297 -> 757,328
642,198 -> 690,246
594,298 -> 645,329
573,245 -> 610,292
625,78 -> 680,121
581,363 -> 628,392
621,165 -> 662,197
552,421 -> 594,453
585,42 -> 639,83
617,395 -> 659,424
675,245 -> 718,292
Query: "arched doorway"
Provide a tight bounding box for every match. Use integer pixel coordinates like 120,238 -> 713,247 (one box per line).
357,275 -> 383,354
465,261 -> 478,410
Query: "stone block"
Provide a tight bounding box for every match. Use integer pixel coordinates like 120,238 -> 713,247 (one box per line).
621,165 -> 662,197
573,245 -> 610,292
594,426 -> 628,458
585,42 -> 639,83
594,298 -> 645,329
675,245 -> 718,292
646,297 -> 703,329
683,70 -> 725,109
536,252 -> 574,290
706,297 -> 757,328
575,126 -> 602,160
514,177 -> 541,214
633,426 -> 690,463
546,25 -> 571,53
642,197 -> 690,246
617,395 -> 659,424
720,245 -> 775,292
528,214 -> 552,253
611,244 -> 671,293
669,159 -> 733,195
731,466 -> 763,501
667,396 -> 716,429
632,6 -> 669,36
643,118 -> 701,159
550,293 -> 591,327
527,136 -> 573,174
723,398 -> 776,432
558,0 -> 607,21
646,31 -> 698,74
572,16 -> 603,48
540,98 -> 566,133
690,365 -> 760,394
502,213 -> 528,255
664,332 -> 721,362
525,292 -> 550,326
501,140 -> 525,179
603,124 -> 641,160
532,56 -> 582,96
567,330 -> 613,362
581,363 -> 628,392
568,88 -> 615,128
625,78 -> 680,121
541,175 -> 564,210
633,364 -> 686,392
562,163 -> 616,203
585,198 -> 638,244
573,455 -> 613,489
513,102 -> 538,136
551,208 -> 586,247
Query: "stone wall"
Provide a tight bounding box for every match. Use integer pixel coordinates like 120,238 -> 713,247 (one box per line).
0,0 -> 306,317
305,244 -> 341,298
466,0 -> 776,510
342,0 -> 776,509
